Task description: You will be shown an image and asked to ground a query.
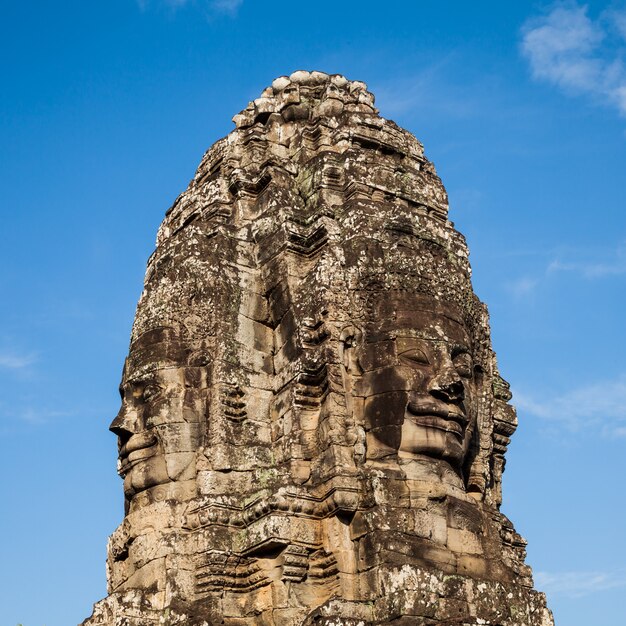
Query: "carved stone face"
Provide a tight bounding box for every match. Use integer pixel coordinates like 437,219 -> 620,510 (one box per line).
356,299 -> 478,471
108,329 -> 206,503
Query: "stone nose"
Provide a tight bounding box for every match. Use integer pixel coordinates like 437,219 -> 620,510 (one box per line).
427,366 -> 464,402
109,405 -> 142,441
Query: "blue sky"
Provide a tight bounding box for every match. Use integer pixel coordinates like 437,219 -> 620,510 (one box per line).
1,1 -> 625,624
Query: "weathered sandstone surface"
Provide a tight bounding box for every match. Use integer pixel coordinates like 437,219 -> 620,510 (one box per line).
83,71 -> 554,626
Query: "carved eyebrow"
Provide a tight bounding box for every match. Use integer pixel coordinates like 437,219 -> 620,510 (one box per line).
122,379 -> 141,387
398,346 -> 430,357
123,363 -> 187,380
450,343 -> 471,357
122,376 -> 157,389
396,336 -> 431,346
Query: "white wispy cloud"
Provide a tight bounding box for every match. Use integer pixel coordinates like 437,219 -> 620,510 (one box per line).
521,3 -> 626,116
371,55 -> 529,122
514,374 -> 626,437
373,60 -> 473,118
506,276 -> 538,297
138,0 -> 243,15
18,408 -> 75,425
612,8 -> 626,39
547,241 -> 626,277
535,569 -> 626,597
0,404 -> 85,425
504,241 -> 626,296
210,0 -> 242,15
0,351 -> 37,370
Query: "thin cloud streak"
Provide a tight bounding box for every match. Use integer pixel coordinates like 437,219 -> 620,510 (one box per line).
0,351 -> 37,369
535,569 -> 626,597
514,374 -> 626,437
0,405 -> 98,425
137,0 -> 243,15
547,242 -> 626,277
506,276 -> 538,297
211,0 -> 243,14
504,241 -> 626,295
521,3 -> 626,116
19,408 -> 74,425
371,56 -> 527,122
611,8 -> 626,39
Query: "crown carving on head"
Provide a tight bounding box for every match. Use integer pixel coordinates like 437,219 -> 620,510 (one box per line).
232,71 -> 378,128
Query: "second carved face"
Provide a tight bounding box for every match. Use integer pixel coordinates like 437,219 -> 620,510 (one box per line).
353,297 -> 479,471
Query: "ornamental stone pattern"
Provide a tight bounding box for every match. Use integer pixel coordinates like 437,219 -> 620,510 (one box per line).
83,71 -> 554,626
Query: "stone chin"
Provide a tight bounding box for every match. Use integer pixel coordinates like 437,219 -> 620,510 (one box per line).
400,397 -> 473,468
399,412 -> 471,468
119,435 -> 195,500
121,453 -> 168,499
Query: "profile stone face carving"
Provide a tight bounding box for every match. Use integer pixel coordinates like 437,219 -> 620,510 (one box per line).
83,71 -> 554,626
109,327 -> 208,509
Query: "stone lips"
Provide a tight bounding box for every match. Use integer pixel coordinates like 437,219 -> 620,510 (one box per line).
83,71 -> 554,625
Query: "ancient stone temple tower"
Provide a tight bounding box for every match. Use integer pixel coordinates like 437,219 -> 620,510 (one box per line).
83,71 -> 554,626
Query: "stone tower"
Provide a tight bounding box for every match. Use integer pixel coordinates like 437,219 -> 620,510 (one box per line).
83,71 -> 554,626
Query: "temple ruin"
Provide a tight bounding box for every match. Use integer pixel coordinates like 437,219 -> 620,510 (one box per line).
82,71 -> 554,626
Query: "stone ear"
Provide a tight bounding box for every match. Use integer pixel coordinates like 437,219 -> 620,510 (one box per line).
340,326 -> 363,375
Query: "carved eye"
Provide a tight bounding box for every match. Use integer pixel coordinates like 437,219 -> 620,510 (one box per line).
400,349 -> 430,365
142,384 -> 161,403
452,352 -> 473,378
